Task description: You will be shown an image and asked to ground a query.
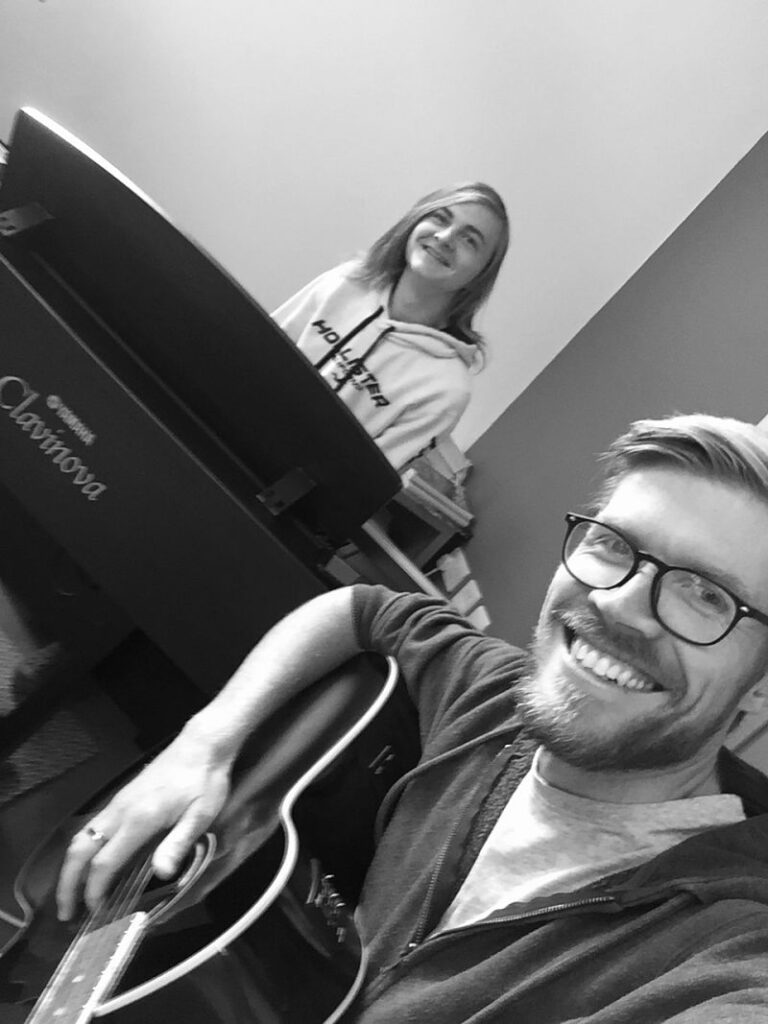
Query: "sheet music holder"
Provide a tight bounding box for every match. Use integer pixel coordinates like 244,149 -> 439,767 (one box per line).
0,107 -> 401,704
0,107 -> 400,542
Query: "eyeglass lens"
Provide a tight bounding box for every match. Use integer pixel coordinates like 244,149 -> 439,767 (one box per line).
563,519 -> 736,644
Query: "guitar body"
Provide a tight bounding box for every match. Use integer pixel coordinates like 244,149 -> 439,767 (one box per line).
0,653 -> 414,1024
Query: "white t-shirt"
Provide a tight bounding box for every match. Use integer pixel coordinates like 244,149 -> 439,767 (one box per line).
438,748 -> 745,933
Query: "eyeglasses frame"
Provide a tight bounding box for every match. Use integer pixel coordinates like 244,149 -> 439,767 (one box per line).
562,512 -> 768,647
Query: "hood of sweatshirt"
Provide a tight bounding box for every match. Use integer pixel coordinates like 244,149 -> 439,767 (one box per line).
379,312 -> 479,367
274,261 -> 481,370
328,277 -> 476,369
340,263 -> 480,367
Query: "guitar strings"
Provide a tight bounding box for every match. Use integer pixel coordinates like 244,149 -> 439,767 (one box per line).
30,852 -> 159,1021
106,854 -> 156,924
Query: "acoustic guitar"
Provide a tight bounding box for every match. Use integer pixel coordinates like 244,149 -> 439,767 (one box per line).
0,653 -> 403,1023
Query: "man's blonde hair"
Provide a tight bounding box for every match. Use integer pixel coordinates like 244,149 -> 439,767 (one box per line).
598,413 -> 768,504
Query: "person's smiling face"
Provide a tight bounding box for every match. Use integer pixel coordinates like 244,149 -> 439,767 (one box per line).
404,201 -> 503,293
520,467 -> 768,772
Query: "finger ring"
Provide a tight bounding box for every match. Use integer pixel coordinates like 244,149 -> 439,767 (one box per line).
83,825 -> 108,846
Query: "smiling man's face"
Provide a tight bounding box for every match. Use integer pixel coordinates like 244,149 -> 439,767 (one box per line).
520,467 -> 768,771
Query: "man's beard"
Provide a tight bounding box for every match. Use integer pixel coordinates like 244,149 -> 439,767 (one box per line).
515,609 -> 739,772
515,664 -> 694,770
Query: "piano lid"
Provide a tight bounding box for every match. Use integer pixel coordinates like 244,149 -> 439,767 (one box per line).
0,107 -> 400,542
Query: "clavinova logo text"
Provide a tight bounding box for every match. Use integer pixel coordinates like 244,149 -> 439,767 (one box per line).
0,375 -> 107,501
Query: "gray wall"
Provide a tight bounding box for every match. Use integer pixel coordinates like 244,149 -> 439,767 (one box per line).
468,129 -> 768,648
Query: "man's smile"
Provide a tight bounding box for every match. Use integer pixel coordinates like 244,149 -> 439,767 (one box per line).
560,623 -> 663,695
570,635 -> 658,692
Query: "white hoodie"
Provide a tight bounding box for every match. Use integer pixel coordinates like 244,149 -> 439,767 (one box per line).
272,262 -> 478,471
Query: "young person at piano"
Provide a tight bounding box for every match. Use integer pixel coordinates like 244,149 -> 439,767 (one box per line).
272,181 -> 510,471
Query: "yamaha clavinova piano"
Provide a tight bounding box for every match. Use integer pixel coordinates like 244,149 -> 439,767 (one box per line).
0,115 -> 431,1022
0,107 -> 405,744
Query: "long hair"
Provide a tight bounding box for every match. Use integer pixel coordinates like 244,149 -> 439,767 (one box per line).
352,181 -> 510,355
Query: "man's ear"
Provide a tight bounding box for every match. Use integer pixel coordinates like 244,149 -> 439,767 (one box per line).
737,678 -> 768,716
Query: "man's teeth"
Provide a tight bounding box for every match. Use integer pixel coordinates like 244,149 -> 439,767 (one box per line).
571,637 -> 655,692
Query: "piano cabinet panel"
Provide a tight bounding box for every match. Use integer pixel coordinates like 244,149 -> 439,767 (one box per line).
0,253 -> 325,695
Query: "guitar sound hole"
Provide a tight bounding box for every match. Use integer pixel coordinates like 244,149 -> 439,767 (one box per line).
115,830 -> 287,993
107,829 -> 360,1024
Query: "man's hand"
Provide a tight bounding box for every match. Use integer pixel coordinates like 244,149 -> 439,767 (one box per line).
56,730 -> 232,921
55,588 -> 361,922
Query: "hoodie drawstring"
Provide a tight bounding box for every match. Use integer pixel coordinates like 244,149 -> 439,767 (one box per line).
313,305 -> 385,371
333,326 -> 395,393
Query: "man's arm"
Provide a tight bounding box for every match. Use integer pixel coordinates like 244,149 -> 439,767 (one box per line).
56,586 -> 362,920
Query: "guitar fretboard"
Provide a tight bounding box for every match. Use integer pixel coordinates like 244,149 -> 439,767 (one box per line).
26,912 -> 147,1024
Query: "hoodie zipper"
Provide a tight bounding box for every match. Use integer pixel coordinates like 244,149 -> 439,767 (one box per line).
356,892 -> 623,1003
404,815 -> 467,955
402,893 -> 619,955
401,744 -> 526,955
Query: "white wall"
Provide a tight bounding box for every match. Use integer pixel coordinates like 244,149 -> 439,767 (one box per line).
2,0 -> 768,448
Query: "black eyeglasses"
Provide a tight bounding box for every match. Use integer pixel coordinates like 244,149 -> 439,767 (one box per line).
562,513 -> 768,647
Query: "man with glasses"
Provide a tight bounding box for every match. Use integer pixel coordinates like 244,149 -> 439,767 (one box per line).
58,413 -> 768,1022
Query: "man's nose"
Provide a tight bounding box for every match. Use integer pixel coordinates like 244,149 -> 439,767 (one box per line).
588,562 -> 665,638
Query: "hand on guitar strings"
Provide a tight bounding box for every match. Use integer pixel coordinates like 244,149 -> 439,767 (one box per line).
55,726 -> 234,921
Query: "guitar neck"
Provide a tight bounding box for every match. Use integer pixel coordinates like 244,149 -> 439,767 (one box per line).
26,913 -> 147,1024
